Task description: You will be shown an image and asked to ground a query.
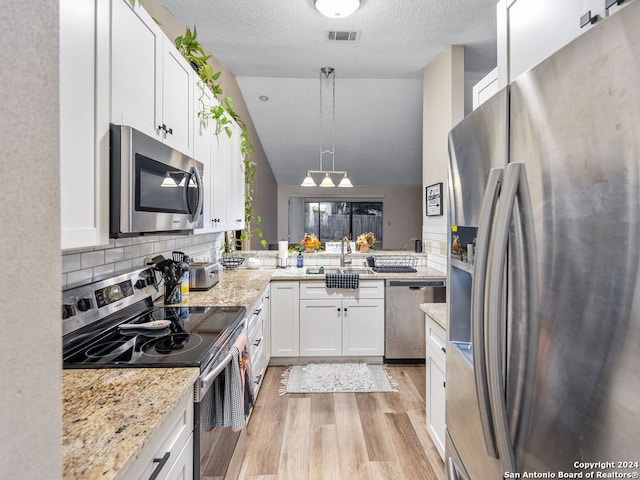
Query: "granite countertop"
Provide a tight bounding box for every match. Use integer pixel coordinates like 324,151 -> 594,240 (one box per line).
164,265 -> 446,308
63,367 -> 199,480
420,302 -> 448,330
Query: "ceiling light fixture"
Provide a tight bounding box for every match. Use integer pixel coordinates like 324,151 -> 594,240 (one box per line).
300,67 -> 353,188
314,0 -> 360,18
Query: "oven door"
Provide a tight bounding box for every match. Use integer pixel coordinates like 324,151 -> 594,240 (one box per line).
194,320 -> 248,480
110,124 -> 203,236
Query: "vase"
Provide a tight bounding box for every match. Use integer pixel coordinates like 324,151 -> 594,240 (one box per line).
305,247 -> 315,253
359,244 -> 370,253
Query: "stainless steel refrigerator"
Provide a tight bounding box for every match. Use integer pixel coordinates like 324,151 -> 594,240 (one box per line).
445,3 -> 640,479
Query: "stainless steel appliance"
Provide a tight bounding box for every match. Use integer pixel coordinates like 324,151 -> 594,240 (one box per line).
446,5 -> 640,479
189,262 -> 220,291
385,279 -> 446,362
62,267 -> 247,480
110,124 -> 204,237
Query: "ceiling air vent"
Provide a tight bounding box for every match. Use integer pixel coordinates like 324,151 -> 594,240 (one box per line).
327,31 -> 358,42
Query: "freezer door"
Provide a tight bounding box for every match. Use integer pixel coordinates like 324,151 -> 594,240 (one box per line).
448,88 -> 509,227
509,2 -> 640,474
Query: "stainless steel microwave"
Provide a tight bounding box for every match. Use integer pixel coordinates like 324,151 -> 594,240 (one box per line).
110,124 -> 204,237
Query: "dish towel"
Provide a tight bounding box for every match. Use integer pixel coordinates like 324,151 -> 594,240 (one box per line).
325,272 -> 359,289
202,332 -> 253,431
234,332 -> 254,421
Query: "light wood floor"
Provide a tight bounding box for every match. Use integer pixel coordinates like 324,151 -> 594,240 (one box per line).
237,364 -> 446,480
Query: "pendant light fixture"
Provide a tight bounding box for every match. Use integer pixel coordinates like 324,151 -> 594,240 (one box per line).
314,0 -> 360,18
161,172 -> 178,187
301,67 -> 353,188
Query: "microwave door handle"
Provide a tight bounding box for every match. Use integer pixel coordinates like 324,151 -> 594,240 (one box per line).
189,166 -> 204,223
486,162 -> 520,474
471,167 -> 502,459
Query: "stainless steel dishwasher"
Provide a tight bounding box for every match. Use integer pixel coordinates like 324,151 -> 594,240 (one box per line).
385,278 -> 446,362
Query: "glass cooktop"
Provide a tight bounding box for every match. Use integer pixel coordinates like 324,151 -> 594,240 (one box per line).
63,305 -> 245,369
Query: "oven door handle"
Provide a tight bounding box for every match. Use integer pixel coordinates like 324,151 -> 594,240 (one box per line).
197,318 -> 246,402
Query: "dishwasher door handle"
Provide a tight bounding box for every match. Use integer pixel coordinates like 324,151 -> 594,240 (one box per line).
409,286 -> 425,291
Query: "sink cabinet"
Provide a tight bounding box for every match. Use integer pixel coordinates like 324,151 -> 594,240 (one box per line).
299,281 -> 385,357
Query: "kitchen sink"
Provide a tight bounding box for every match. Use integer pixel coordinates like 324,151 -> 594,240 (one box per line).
305,267 -> 375,275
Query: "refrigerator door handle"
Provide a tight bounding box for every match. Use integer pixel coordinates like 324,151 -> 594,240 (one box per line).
446,457 -> 460,480
471,167 -> 503,459
513,164 -> 540,451
486,162 -> 521,474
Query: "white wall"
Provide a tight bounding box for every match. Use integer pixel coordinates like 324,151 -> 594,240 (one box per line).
422,46 -> 465,272
277,184 -> 423,250
0,2 -> 62,478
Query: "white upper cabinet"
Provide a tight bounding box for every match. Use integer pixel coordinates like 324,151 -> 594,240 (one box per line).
60,0 -> 110,249
228,123 -> 246,231
496,0 -> 635,88
111,0 -> 193,156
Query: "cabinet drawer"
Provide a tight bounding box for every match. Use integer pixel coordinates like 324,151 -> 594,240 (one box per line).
123,386 -> 194,480
426,316 -> 446,367
300,280 -> 384,300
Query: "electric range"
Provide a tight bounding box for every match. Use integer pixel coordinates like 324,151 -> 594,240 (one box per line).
62,267 -> 245,371
62,266 -> 248,480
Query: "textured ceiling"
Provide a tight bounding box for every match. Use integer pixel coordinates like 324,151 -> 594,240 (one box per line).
157,0 -> 498,186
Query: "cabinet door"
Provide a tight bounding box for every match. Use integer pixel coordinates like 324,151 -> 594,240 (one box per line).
270,282 -> 300,357
227,123 -> 245,231
497,0 -> 595,87
426,356 -> 446,460
210,125 -> 229,230
111,0 -> 160,139
300,299 -> 342,356
160,36 -> 193,155
342,299 -> 384,356
60,0 -> 110,249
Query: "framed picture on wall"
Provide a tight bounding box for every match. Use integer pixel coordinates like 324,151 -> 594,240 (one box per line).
426,182 -> 443,216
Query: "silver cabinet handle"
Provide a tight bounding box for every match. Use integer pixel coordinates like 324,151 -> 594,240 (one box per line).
471,167 -> 502,459
486,163 -> 520,474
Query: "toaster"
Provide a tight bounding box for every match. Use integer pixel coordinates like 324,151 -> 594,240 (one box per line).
189,262 -> 220,291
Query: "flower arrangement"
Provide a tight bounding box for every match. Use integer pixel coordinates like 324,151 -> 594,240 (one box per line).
300,233 -> 321,252
356,232 -> 376,251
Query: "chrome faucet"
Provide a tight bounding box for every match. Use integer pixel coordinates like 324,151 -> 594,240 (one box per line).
340,236 -> 352,267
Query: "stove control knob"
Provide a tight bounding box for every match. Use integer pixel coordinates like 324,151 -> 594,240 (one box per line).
62,303 -> 76,320
135,279 -> 147,290
77,297 -> 93,312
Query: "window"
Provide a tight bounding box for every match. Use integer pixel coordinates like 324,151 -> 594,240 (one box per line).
304,201 -> 383,247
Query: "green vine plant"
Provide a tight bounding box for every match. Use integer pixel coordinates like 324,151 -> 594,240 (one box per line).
175,26 -> 266,249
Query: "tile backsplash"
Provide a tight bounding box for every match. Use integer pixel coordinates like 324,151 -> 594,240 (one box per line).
423,224 -> 447,274
62,232 -> 224,288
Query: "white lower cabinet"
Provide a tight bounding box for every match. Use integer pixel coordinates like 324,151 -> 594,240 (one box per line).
299,281 -> 385,357
123,386 -> 194,480
425,315 -> 447,460
299,299 -> 342,356
342,298 -> 385,356
247,284 -> 270,396
270,281 -> 300,357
